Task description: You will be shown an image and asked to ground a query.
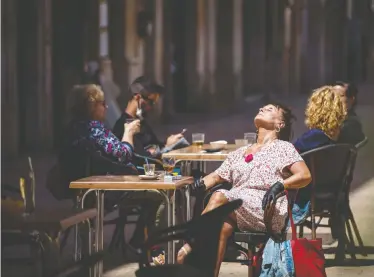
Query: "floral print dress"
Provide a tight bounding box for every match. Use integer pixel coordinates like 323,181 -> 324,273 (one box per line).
215,139 -> 303,233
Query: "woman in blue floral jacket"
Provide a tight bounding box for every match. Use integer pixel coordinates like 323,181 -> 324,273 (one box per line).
60,85 -> 166,257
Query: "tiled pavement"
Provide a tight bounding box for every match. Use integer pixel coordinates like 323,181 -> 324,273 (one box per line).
2,85 -> 374,276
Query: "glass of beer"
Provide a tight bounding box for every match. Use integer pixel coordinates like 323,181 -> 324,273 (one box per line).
192,133 -> 205,147
162,158 -> 176,175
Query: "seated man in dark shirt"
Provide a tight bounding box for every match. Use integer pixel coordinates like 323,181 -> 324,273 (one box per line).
113,76 -> 185,165
333,81 -> 365,145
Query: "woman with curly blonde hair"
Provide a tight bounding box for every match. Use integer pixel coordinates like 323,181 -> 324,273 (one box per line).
292,86 -> 348,241
293,85 -> 347,153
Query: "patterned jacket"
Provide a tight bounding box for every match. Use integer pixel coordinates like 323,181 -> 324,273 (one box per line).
60,120 -> 136,182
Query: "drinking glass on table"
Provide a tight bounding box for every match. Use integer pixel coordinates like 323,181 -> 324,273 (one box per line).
162,158 -> 176,176
244,132 -> 257,145
143,164 -> 156,176
192,133 -> 205,147
235,139 -> 248,147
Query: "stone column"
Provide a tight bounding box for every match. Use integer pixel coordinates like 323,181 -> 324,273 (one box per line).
232,0 -> 243,101
124,0 -> 145,84
1,0 -> 19,158
108,0 -> 127,102
243,0 -> 267,94
365,1 -> 374,82
304,0 -> 330,89
99,0 -> 123,128
37,0 -> 53,149
214,0 -> 243,107
184,0 -> 217,111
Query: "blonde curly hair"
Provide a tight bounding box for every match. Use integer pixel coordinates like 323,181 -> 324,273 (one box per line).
305,85 -> 347,140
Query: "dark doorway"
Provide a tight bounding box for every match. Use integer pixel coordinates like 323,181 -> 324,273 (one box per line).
171,0 -> 188,112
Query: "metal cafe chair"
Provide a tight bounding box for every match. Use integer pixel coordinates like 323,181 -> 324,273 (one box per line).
202,183 -> 293,277
297,144 -> 359,261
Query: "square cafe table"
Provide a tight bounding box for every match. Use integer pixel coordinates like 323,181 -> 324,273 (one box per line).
162,144 -> 238,162
70,175 -> 193,277
162,144 -> 239,182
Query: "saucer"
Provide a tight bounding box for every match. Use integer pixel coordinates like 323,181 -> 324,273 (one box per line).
139,175 -> 159,180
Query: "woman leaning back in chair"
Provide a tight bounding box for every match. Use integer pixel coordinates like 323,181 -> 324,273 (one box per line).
178,103 -> 312,277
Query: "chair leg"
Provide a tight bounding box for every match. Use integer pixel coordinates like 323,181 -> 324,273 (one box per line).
348,208 -> 367,256
334,217 -> 346,262
299,225 -> 304,238
39,233 -> 61,277
345,220 -> 357,260
247,247 -> 254,277
108,221 -> 122,252
59,227 -> 71,254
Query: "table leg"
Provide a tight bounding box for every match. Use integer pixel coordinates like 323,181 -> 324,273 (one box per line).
185,187 -> 191,221
172,190 -> 177,264
80,189 -> 96,277
74,224 -> 81,262
74,195 -> 82,262
157,190 -> 173,264
95,190 -> 105,277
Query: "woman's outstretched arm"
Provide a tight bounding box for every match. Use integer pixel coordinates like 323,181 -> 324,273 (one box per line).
283,161 -> 312,190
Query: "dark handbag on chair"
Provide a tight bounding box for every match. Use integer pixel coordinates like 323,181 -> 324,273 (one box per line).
265,191 -> 326,277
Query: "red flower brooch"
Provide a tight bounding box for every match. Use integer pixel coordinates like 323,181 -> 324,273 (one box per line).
245,154 -> 254,163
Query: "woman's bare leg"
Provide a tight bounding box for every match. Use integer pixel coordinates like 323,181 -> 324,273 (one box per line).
214,219 -> 235,277
203,192 -> 236,277
177,192 -> 237,277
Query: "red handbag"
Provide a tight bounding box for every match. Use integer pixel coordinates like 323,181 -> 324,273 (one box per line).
265,192 -> 327,277
287,200 -> 326,277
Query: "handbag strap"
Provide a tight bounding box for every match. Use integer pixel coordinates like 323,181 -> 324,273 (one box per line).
285,191 -> 297,240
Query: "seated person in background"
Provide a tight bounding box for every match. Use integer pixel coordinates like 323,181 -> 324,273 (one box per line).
60,84 -> 140,192
60,84 -> 166,259
177,103 -> 312,277
113,76 -> 185,164
293,85 -> 347,153
332,81 -> 365,145
293,86 -> 347,239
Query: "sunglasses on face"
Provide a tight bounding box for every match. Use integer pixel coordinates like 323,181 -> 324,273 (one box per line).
141,95 -> 159,106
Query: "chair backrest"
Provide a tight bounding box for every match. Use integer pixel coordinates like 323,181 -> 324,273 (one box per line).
343,136 -> 368,196
47,141 -> 138,201
301,144 -> 356,198
301,144 -> 356,239
140,199 -> 243,277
